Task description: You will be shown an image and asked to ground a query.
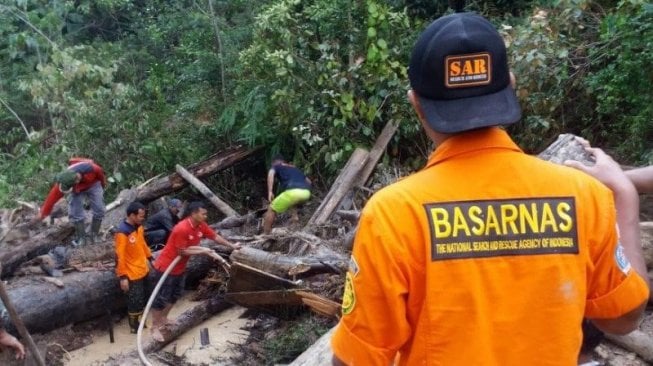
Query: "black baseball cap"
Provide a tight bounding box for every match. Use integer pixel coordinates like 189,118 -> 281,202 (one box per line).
408,12 -> 521,133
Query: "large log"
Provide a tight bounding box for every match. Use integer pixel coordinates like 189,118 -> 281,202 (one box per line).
230,247 -> 346,279
0,223 -> 74,278
175,164 -> 239,217
0,248 -> 221,337
306,148 -> 369,227
136,145 -> 261,203
0,270 -> 124,335
537,133 -> 595,165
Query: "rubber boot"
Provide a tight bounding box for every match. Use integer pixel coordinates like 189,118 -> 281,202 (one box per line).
89,218 -> 102,245
139,313 -> 147,329
72,221 -> 86,247
128,312 -> 142,334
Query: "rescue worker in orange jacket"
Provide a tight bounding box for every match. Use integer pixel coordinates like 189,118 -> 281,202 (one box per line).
331,11 -> 650,366
38,157 -> 107,246
114,201 -> 152,333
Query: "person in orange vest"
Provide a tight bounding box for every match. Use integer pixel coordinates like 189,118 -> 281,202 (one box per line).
36,157 -> 107,246
114,201 -> 152,334
330,11 -> 649,366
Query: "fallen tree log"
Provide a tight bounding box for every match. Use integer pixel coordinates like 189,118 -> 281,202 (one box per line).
136,145 -> 261,203
306,148 -> 369,227
605,330 -> 653,363
0,270 -> 124,335
230,246 -> 346,279
175,164 -> 239,217
0,223 -> 74,278
0,249 -> 221,336
355,120 -> 399,188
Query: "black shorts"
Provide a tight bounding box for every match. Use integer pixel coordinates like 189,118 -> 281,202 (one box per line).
150,269 -> 185,310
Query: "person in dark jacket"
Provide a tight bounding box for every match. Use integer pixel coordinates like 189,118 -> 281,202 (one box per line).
263,155 -> 311,234
144,198 -> 183,250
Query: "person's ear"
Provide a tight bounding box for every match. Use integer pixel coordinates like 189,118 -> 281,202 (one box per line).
408,90 -> 428,124
509,71 -> 516,89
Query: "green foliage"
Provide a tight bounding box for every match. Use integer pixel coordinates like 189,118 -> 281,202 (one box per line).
227,0 -> 418,174
0,0 -> 268,205
1,0 -> 653,207
261,315 -> 331,364
504,0 -> 601,153
585,0 -> 653,162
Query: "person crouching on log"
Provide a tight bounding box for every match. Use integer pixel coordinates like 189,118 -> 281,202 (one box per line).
114,201 -> 152,334
263,154 -> 312,234
35,157 -> 107,246
149,201 -> 240,342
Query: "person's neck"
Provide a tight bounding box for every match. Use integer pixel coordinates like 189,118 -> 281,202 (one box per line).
188,217 -> 201,227
126,218 -> 138,227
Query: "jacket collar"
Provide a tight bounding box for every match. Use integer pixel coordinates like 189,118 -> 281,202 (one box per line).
424,127 -> 522,169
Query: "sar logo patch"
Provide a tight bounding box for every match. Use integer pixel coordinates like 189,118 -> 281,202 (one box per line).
129,235 -> 136,244
341,272 -> 356,315
445,53 -> 491,88
614,244 -> 631,275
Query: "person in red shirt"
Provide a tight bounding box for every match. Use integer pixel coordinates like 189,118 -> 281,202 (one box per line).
36,157 -> 107,246
114,201 -> 152,334
149,201 -> 240,342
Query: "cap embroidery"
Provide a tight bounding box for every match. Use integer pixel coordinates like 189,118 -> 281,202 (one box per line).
445,53 -> 491,88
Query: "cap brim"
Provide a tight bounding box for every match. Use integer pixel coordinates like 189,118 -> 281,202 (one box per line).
417,86 -> 521,134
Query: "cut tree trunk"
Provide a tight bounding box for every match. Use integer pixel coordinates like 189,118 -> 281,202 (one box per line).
0,223 -> 74,278
537,133 -> 595,165
136,145 -> 261,203
230,246 -> 346,279
175,164 -> 239,217
306,148 -> 369,227
0,250 -> 221,336
0,270 -> 124,335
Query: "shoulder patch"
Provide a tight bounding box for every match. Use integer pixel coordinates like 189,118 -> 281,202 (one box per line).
341,272 -> 356,315
614,244 -> 631,275
348,256 -> 359,277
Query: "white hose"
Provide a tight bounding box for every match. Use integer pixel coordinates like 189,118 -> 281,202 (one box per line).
137,255 -> 182,366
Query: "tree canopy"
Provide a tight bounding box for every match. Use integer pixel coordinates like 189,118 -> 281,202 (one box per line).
1,0 -> 651,207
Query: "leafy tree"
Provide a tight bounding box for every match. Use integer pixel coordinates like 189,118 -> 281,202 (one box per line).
224,0 -> 420,175
585,0 -> 653,162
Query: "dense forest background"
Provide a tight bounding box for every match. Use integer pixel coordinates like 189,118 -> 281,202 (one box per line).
0,0 -> 651,208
